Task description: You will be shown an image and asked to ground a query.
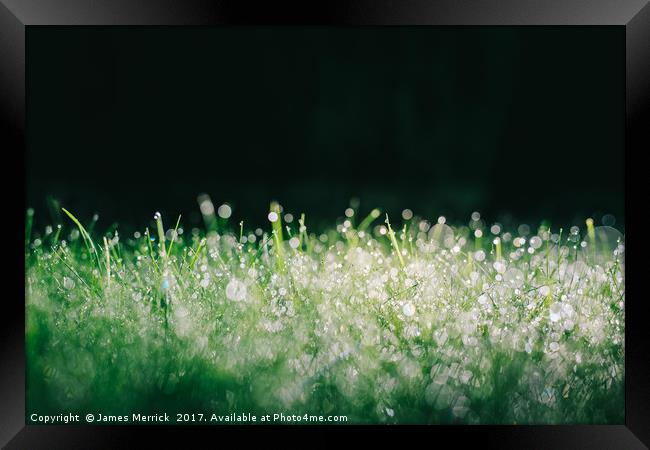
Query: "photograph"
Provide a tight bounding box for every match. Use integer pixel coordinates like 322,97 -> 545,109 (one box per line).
23,26 -> 626,426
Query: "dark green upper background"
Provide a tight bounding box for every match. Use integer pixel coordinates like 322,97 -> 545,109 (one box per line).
27,27 -> 624,230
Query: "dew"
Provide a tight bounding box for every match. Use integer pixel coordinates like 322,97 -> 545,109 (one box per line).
268,212 -> 279,223
518,224 -> 530,236
198,194 -> 214,216
402,303 -> 415,317
504,267 -> 524,288
434,329 -> 448,346
429,223 -> 454,248
63,277 -> 75,290
344,208 -> 354,218
493,261 -> 506,274
602,214 -> 616,227
217,204 -> 232,219
225,278 -> 247,301
452,395 -> 470,418
529,236 -> 542,249
27,206 -> 625,423
549,303 -> 562,322
175,305 -> 189,318
424,383 -> 439,405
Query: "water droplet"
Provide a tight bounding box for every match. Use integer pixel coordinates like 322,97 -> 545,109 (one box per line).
493,261 -> 506,274
529,236 -> 542,249
226,278 -> 246,301
504,267 -> 524,288
217,204 -> 232,219
549,303 -> 562,322
63,277 -> 75,290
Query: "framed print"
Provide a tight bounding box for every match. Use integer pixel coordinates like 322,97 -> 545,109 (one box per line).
1,0 -> 648,448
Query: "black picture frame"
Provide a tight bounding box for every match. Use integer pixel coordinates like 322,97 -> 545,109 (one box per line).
1,1 -> 647,448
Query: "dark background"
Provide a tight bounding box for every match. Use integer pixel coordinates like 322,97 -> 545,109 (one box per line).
26,27 -> 625,231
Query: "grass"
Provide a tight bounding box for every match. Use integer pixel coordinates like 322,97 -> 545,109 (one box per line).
25,199 -> 625,424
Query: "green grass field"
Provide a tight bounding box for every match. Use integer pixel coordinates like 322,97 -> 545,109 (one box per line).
25,199 -> 624,424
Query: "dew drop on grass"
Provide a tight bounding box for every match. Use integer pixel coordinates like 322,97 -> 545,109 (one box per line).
63,277 -> 75,290
549,303 -> 562,322
504,268 -> 524,288
493,261 -> 506,274
226,278 -> 246,301
529,236 -> 543,249
289,237 -> 300,249
402,303 -> 415,317
268,212 -> 279,223
217,204 -> 232,219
